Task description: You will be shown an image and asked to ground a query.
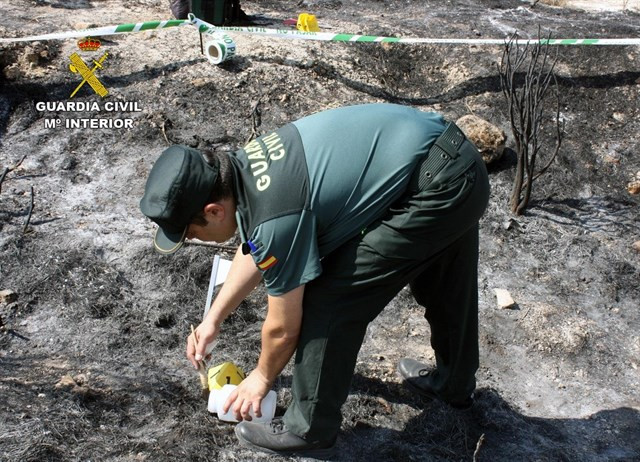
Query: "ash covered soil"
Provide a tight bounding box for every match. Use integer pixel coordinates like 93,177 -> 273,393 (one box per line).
1,0 -> 639,460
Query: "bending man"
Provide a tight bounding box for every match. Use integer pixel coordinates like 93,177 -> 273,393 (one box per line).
140,103 -> 490,458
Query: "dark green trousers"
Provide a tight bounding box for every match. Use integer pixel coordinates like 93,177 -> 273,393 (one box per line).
284,138 -> 490,441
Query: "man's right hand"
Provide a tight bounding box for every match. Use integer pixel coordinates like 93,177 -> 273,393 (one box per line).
185,245 -> 263,370
187,321 -> 219,369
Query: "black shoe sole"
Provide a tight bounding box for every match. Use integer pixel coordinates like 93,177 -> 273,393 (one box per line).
234,426 -> 337,460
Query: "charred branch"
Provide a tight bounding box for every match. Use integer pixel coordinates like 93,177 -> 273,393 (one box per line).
23,186 -> 35,234
0,155 -> 27,195
499,30 -> 564,215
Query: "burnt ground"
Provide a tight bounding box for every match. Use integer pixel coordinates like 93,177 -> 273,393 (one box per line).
0,0 -> 639,460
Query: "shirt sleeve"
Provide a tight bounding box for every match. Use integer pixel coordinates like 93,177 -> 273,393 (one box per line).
249,209 -> 322,296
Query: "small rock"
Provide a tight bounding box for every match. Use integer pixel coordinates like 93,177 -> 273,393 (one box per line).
612,112 -> 625,122
191,78 -> 208,88
603,153 -> 621,164
456,115 -> 506,164
494,288 -> 516,309
60,157 -> 77,171
0,290 -> 17,304
628,181 -> 640,195
55,374 -> 93,396
632,241 -> 640,252
578,185 -> 593,199
503,218 -> 521,230
55,375 -> 77,389
376,396 -> 392,414
71,385 -> 92,397
4,65 -> 20,80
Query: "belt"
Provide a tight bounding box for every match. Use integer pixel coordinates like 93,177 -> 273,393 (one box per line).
409,122 -> 477,191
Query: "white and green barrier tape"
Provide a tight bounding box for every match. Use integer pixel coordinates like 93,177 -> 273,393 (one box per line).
1,14 -> 638,48
190,15 -> 237,64
0,19 -> 191,43
189,14 -> 640,46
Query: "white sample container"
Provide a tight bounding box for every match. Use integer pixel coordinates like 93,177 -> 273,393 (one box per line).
208,384 -> 276,423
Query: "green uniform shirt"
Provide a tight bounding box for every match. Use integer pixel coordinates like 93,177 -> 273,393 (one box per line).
230,103 -> 447,295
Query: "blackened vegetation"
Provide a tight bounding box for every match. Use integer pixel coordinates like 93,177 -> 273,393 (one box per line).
499,31 -> 564,215
0,243 -> 251,461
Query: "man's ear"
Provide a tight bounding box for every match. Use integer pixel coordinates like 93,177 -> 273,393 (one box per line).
203,203 -> 225,222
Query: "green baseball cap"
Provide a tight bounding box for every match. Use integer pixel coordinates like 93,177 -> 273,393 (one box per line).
140,145 -> 219,254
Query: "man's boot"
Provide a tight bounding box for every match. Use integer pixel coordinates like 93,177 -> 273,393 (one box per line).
398,358 -> 474,410
235,417 -> 336,459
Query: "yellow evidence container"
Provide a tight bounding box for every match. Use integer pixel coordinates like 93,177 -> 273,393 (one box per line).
207,361 -> 246,390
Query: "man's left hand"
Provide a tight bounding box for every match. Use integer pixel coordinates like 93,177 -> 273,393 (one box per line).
223,368 -> 272,421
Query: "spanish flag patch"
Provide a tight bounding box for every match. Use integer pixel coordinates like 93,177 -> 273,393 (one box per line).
257,255 -> 278,271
